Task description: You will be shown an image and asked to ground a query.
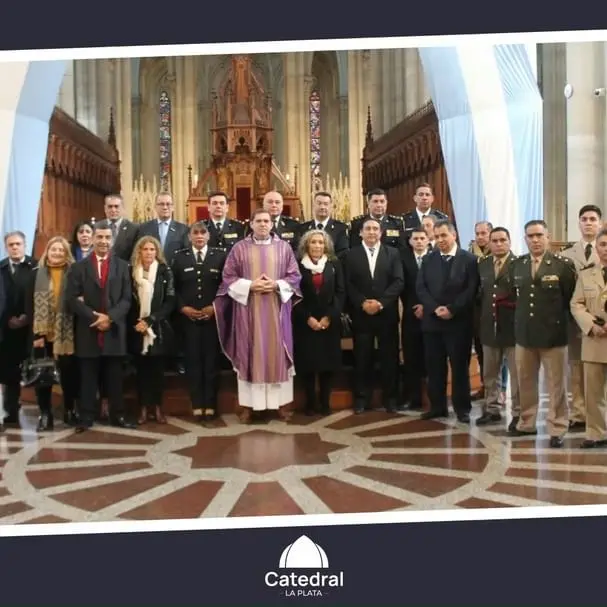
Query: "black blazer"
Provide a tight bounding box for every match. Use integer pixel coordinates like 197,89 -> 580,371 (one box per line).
344,244 -> 404,329
400,248 -> 428,331
128,263 -> 176,356
299,219 -> 350,261
137,219 -> 190,265
416,248 -> 479,332
205,218 -> 245,251
65,254 -> 132,357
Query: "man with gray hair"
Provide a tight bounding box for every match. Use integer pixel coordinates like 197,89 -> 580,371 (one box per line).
96,193 -> 139,262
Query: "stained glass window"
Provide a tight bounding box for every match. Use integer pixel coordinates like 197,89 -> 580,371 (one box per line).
309,89 -> 321,182
159,90 -> 172,190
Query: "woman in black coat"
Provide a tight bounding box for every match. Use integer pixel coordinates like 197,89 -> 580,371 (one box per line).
292,229 -> 346,415
128,235 -> 176,424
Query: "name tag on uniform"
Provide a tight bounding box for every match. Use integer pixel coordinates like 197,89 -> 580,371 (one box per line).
224,233 -> 238,238
210,268 -> 220,273
282,232 -> 294,238
386,229 -> 399,237
541,275 -> 559,282
184,267 -> 194,273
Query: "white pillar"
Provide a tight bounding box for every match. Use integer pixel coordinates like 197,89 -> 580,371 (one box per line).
74,60 -> 97,132
284,53 -> 300,187
57,60 -> 75,117
381,50 -> 392,131
116,59 -> 134,217
565,42 -> 605,240
404,48 -> 418,115
347,50 -> 366,217
97,59 -> 112,141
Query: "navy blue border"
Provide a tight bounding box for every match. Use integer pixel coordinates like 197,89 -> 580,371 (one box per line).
1,515 -> 606,605
0,7 -> 605,605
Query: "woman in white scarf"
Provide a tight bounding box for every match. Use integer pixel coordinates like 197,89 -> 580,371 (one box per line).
130,236 -> 176,425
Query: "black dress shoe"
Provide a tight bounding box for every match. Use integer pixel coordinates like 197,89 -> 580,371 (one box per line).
37,413 -> 54,432
580,439 -> 607,449
569,421 -> 586,432
421,410 -> 448,420
63,410 -> 81,426
457,413 -> 471,423
509,427 -> 537,437
549,436 -> 564,448
476,412 -> 502,426
111,417 -> 136,429
508,416 -> 520,432
75,421 -> 93,433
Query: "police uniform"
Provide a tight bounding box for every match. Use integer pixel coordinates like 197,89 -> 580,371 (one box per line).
245,215 -> 301,252
570,263 -> 607,447
348,214 -> 406,252
299,218 -> 349,260
476,252 -> 520,428
171,245 -> 228,421
560,240 -> 599,428
509,251 -> 577,445
402,207 -> 448,236
204,217 -> 245,252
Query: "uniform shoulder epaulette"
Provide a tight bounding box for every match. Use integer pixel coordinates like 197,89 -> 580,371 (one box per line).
210,246 -> 228,253
175,247 -> 190,255
351,214 -> 364,221
232,218 -> 243,224
517,253 -> 530,261
580,263 -> 595,271
388,214 -> 402,221
478,254 -> 492,264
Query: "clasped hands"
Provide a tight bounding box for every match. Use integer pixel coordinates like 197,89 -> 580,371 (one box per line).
434,305 -> 453,320
362,299 -> 382,315
591,322 -> 607,337
181,305 -> 214,322
77,296 -> 111,331
308,316 -> 330,331
250,273 -> 278,294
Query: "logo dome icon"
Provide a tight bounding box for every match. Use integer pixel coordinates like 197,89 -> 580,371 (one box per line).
279,535 -> 329,569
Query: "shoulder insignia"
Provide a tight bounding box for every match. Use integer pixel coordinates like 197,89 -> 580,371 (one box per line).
580,263 -> 595,271
352,215 -> 364,221
175,248 -> 190,255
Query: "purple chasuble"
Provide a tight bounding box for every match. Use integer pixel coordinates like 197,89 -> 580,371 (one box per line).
214,235 -> 302,384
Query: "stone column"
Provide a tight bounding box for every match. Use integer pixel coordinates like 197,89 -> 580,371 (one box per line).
283,53 -> 300,185
170,58 -> 185,220
416,50 -> 431,107
74,60 -> 97,133
347,50 -> 366,216
404,48 -> 418,115
179,56 -> 197,220
339,95 -> 349,178
565,42 -> 605,240
381,50 -> 393,132
541,43 -> 568,240
57,60 -> 75,118
96,59 -> 112,142
131,95 -> 142,180
198,100 -> 212,174
115,59 -> 134,217
394,49 -> 406,124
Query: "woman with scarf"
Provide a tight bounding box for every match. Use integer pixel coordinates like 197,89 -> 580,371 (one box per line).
292,229 -> 345,415
26,236 -> 80,431
129,236 -> 176,425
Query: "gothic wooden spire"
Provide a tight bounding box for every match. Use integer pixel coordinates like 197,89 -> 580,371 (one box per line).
365,105 -> 374,147
108,107 -> 116,148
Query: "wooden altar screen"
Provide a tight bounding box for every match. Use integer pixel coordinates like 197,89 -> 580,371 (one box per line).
361,102 -> 453,218
34,107 -> 121,257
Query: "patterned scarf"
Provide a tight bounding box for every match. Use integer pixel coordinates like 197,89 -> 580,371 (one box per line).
32,262 -> 74,357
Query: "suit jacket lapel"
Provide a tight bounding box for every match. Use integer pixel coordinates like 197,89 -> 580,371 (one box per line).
373,245 -> 388,280
88,255 -> 100,286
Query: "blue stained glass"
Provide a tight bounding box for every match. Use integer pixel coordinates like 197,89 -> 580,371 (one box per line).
309,90 -> 320,180
159,90 -> 172,190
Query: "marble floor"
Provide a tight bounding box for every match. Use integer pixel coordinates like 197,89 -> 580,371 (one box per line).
0,392 -> 605,526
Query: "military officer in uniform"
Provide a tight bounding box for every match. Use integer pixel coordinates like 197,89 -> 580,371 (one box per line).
508,219 -> 577,448
349,188 -> 407,253
570,226 -> 607,448
245,190 -> 300,252
476,227 -> 520,430
299,191 -> 349,261
204,190 -> 245,252
402,182 -> 448,237
171,221 -> 228,423
560,204 -> 602,432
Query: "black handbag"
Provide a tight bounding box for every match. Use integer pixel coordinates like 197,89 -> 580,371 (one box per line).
340,313 -> 353,339
21,349 -> 60,388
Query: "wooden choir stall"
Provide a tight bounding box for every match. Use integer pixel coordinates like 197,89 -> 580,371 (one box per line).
34,107 -> 121,257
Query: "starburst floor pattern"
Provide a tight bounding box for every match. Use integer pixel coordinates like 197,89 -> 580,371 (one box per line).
0,393 -> 606,525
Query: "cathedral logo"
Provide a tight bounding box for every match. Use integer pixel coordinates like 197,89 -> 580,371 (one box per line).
264,535 -> 344,599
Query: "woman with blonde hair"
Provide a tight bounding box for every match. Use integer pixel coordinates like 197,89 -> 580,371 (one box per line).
26,236 -> 80,431
129,235 -> 176,424
292,229 -> 345,415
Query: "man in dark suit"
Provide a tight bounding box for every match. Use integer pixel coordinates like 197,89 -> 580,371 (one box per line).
172,221 -> 228,422
204,190 -> 245,252
137,192 -> 189,265
66,223 -> 135,432
476,227 -> 519,430
416,219 -> 479,423
400,227 -> 431,410
299,191 -> 349,261
249,190 -> 301,252
0,231 -> 37,425
402,182 -> 448,237
345,217 -> 404,413
349,188 -> 407,254
98,193 -> 139,262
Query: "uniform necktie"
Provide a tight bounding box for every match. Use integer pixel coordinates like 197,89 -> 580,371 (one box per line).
585,243 -> 593,261
159,221 -> 168,248
215,222 -> 222,232
196,251 -> 204,264
494,258 -> 502,278
531,257 -> 540,278
317,223 -> 323,230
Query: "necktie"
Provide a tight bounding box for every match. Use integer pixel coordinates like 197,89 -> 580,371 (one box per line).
494,258 -> 502,278
585,243 -> 592,261
317,223 -> 323,230
159,222 -> 168,248
442,255 -> 451,262
416,256 -> 422,268
196,251 -> 204,264
531,258 -> 540,278
11,262 -> 18,275
369,247 -> 375,257
110,220 -> 118,240
215,222 -> 222,232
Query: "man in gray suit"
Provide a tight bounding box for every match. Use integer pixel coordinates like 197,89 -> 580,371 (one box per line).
98,193 -> 140,262
66,223 -> 135,432
136,192 -> 189,265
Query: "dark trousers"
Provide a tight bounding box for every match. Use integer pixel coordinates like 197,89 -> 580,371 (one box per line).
401,325 -> 427,407
0,332 -> 28,415
79,357 -> 125,424
473,333 -> 484,381
352,317 -> 400,409
134,355 -> 166,408
301,371 -> 333,413
424,328 -> 472,416
35,353 -> 79,415
183,320 -> 220,410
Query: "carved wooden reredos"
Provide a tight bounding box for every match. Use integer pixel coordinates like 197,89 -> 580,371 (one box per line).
187,55 -> 298,222
361,101 -> 454,220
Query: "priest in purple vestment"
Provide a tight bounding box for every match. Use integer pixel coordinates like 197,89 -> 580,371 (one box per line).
214,208 -> 302,423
